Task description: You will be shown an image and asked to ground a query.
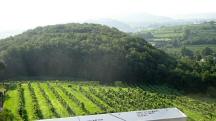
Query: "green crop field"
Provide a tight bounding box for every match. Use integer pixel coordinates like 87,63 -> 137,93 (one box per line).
134,22 -> 216,47
162,44 -> 216,55
2,81 -> 216,121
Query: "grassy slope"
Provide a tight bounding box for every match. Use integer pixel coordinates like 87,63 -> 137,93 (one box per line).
31,83 -> 53,119
51,83 -> 86,116
22,84 -> 34,121
63,84 -> 102,114
3,85 -> 22,121
82,86 -> 113,111
41,83 -> 69,117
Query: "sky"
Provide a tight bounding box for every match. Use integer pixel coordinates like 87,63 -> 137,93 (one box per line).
0,0 -> 216,31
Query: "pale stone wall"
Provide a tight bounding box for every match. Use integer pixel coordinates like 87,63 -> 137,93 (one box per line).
38,108 -> 187,121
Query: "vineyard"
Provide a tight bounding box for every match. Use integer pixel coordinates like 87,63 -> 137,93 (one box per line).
2,81 -> 216,121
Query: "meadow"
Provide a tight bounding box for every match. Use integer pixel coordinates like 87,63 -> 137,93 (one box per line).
2,81 -> 216,121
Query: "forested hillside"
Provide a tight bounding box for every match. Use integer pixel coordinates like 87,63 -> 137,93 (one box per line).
0,23 -> 175,83
0,23 -> 215,93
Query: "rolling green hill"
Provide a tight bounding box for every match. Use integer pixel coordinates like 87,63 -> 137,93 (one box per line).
0,23 -> 215,93
0,23 -> 176,83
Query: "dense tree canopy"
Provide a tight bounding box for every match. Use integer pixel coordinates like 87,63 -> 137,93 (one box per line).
181,47 -> 194,57
0,61 -> 5,72
201,47 -> 214,56
170,47 -> 216,92
0,23 -> 176,83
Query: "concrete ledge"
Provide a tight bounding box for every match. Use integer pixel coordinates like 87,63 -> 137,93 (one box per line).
38,108 -> 187,121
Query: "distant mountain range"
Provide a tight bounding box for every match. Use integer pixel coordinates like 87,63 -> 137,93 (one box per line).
86,19 -> 135,32
1,13 -> 216,39
116,13 -> 175,25
85,13 -> 178,32
86,13 -> 216,32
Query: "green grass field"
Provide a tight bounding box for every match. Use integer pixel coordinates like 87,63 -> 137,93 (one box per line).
162,44 -> 216,55
2,81 -> 216,121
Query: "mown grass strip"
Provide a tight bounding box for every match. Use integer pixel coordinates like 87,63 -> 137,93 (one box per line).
52,83 -> 86,116
83,86 -> 113,111
41,83 -> 69,117
31,83 -> 53,119
48,83 -> 75,116
58,84 -> 89,114
79,86 -> 112,113
38,83 -> 60,118
3,84 -> 23,121
23,83 -> 34,121
27,83 -> 43,119
63,84 -> 102,114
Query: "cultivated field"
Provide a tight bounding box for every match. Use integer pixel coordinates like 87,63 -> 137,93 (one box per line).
162,44 -> 216,55
3,81 -> 216,121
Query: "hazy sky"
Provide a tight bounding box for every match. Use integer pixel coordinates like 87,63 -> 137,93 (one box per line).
0,0 -> 216,31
